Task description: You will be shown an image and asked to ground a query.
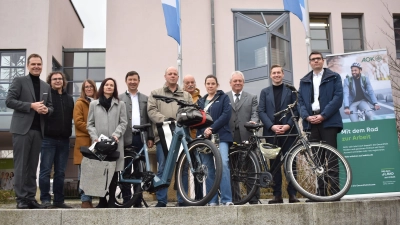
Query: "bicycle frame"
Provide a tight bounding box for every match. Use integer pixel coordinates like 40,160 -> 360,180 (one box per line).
118,121 -> 195,190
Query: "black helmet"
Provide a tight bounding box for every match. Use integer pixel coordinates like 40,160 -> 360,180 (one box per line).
95,137 -> 118,155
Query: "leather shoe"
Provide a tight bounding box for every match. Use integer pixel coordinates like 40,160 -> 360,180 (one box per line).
81,201 -> 93,208
54,202 -> 73,208
16,201 -> 29,209
268,196 -> 283,204
155,202 -> 166,207
29,200 -> 47,209
289,195 -> 300,203
176,202 -> 186,207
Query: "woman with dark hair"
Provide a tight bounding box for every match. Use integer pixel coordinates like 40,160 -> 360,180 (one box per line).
87,77 -> 127,207
197,75 -> 233,206
73,79 -> 98,208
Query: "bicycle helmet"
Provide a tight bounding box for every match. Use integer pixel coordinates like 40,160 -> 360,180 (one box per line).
351,62 -> 362,69
95,137 -> 118,155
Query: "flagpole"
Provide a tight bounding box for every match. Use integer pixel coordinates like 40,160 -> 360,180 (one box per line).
177,0 -> 183,86
304,0 -> 312,71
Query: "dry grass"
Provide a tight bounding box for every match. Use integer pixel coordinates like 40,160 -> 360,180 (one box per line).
0,190 -> 15,204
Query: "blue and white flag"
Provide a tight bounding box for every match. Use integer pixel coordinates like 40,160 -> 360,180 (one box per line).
283,0 -> 309,33
161,0 -> 181,45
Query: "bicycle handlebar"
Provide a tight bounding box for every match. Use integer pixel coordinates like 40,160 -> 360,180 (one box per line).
349,107 -> 377,114
153,95 -> 200,109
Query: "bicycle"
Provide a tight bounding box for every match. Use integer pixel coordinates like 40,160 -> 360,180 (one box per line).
108,95 -> 223,207
349,107 -> 377,121
229,85 -> 352,204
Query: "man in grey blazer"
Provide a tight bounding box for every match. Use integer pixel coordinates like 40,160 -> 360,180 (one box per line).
258,64 -> 299,204
226,71 -> 259,144
227,71 -> 259,204
119,71 -> 154,207
6,53 -> 53,209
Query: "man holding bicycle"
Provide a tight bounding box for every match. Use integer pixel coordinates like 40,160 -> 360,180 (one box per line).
147,67 -> 193,207
258,64 -> 299,204
343,62 -> 380,122
298,51 -> 343,202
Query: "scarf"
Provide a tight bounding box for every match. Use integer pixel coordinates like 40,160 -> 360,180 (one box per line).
99,95 -> 112,112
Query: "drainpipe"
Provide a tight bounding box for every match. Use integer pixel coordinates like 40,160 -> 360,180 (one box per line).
211,0 -> 216,76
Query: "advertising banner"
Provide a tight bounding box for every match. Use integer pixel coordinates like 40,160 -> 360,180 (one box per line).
0,158 -> 14,191
326,49 -> 400,195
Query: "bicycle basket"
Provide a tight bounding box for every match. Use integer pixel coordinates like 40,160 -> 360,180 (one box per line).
259,143 -> 281,159
176,106 -> 213,129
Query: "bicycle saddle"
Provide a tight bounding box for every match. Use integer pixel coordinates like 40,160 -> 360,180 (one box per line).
244,122 -> 263,130
132,123 -> 151,130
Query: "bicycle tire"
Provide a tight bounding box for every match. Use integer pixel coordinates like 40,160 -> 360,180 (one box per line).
286,142 -> 352,201
229,149 -> 260,205
108,156 -> 144,208
176,139 -> 222,206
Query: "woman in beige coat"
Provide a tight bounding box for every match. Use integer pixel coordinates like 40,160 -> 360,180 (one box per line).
87,77 -> 127,207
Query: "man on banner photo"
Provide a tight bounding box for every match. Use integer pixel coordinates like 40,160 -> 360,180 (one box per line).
343,62 -> 380,122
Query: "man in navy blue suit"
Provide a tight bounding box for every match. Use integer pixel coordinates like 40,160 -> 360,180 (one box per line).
258,64 -> 299,204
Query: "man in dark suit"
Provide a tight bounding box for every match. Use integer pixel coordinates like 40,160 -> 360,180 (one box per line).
226,71 -> 259,204
6,53 -> 53,209
258,64 -> 299,204
119,71 -> 154,207
226,71 -> 259,144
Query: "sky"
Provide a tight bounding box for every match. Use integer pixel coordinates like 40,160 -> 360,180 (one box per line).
71,0 -> 107,48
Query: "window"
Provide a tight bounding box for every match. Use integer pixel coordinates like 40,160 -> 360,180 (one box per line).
63,50 -> 105,102
0,50 -> 26,113
394,16 -> 400,58
310,16 -> 330,53
342,16 -> 364,52
234,11 -> 293,97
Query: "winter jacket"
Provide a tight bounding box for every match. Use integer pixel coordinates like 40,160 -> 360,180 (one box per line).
197,90 -> 233,143
298,68 -> 343,132
44,88 -> 74,138
87,98 -> 128,171
73,97 -> 91,165
147,84 -> 193,143
343,75 -> 377,108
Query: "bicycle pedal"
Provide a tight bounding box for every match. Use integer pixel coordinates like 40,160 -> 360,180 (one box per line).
197,146 -> 211,154
259,172 -> 273,188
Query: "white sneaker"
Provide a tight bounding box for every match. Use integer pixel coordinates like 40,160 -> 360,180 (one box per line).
208,203 -> 218,206
222,202 -> 234,206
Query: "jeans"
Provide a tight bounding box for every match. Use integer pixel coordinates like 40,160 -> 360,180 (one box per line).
121,133 -> 144,204
78,165 -> 92,202
155,142 -> 168,204
202,142 -> 232,204
39,137 -> 70,204
349,100 -> 374,121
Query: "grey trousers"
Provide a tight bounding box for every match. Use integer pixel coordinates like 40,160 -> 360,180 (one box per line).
12,130 -> 42,202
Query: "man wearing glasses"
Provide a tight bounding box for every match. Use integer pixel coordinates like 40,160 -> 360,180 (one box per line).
39,72 -> 74,208
298,51 -> 343,202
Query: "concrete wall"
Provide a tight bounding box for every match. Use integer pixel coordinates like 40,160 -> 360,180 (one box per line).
0,198 -> 399,224
47,0 -> 84,73
106,0 -> 400,96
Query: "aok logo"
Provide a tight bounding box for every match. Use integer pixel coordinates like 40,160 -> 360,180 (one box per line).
361,55 -> 383,62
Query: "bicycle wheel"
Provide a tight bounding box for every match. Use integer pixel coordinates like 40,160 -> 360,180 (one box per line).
229,149 -> 260,205
176,139 -> 222,206
108,156 -> 144,208
286,142 -> 352,201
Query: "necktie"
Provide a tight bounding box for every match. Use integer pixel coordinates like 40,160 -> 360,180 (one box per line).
235,93 -> 240,104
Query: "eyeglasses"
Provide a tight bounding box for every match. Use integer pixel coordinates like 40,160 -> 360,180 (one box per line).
310,57 -> 323,62
85,86 -> 94,89
51,78 -> 63,81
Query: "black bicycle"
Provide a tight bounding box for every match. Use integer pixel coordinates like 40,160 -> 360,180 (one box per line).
229,85 -> 352,204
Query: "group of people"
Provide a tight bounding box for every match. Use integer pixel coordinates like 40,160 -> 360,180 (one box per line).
0,172 -> 14,190
6,50 -> 347,209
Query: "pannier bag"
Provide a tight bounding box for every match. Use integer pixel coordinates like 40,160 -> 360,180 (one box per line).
176,106 -> 213,129
80,157 -> 116,197
259,143 -> 281,159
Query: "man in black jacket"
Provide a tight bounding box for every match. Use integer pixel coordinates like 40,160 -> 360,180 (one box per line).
39,72 -> 74,208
